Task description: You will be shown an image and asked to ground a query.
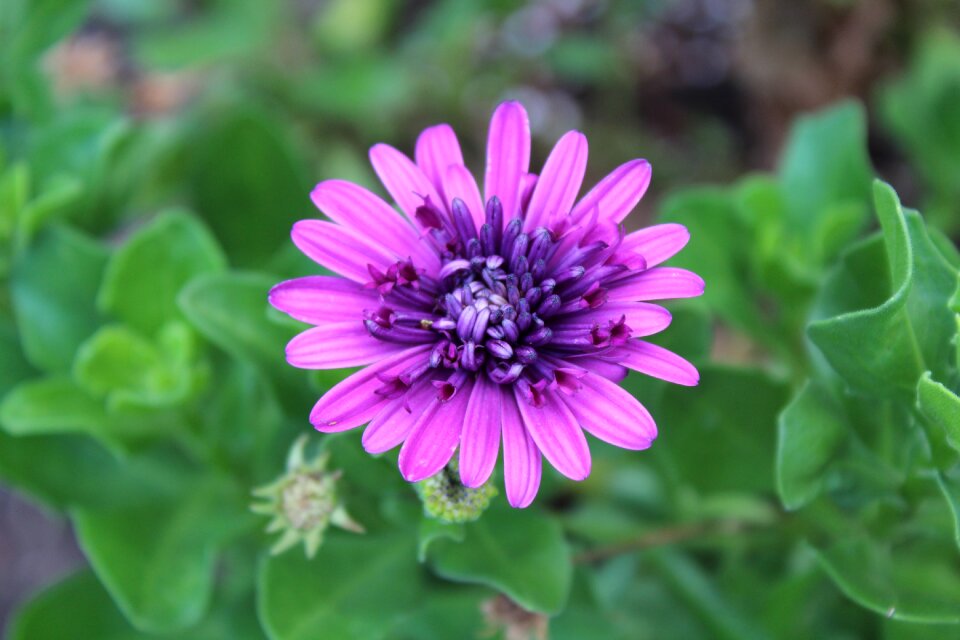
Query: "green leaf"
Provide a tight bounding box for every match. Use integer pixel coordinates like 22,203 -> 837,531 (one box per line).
776,382 -> 849,510
73,475 -> 248,633
550,569 -> 621,640
650,550 -> 769,640
778,101 -> 872,236
1,0 -> 91,59
917,372 -> 960,454
74,327 -> 162,392
809,181 -> 959,398
0,369 -> 189,449
936,471 -> 960,550
418,517 -> 465,562
654,365 -> 789,495
659,188 -> 769,343
0,312 -> 35,396
17,174 -> 84,240
178,272 -> 293,374
391,587 -> 489,640
425,502 -> 572,614
134,0 -> 277,69
258,532 -> 427,640
0,433 -> 195,510
814,536 -> 960,624
879,28 -> 960,232
0,376 -> 113,441
99,211 -> 226,335
8,569 -> 264,640
10,226 -> 107,372
8,571 -> 151,640
188,108 -> 312,266
201,361 -> 288,480
73,323 -> 202,410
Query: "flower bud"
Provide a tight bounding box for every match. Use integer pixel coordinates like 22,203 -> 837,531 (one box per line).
251,436 -> 363,558
415,458 -> 497,524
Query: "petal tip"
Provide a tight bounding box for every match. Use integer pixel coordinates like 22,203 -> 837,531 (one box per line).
507,495 -> 534,509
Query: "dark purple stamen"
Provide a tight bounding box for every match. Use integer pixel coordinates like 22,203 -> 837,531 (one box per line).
451,198 -> 477,243
363,194 -> 643,390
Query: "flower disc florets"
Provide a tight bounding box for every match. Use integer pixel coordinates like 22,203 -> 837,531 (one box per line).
362,192 -> 632,406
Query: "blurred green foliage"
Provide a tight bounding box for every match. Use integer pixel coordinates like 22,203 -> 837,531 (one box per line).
1,0 -> 959,638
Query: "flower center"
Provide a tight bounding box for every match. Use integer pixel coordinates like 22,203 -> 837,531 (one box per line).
363,195 -> 631,396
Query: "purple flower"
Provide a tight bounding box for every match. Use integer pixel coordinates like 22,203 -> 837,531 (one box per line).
269,102 -> 704,508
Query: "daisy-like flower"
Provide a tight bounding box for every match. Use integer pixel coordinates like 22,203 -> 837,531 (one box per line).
269,102 -> 703,508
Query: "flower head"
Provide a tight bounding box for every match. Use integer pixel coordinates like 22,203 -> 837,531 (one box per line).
269,102 -> 704,508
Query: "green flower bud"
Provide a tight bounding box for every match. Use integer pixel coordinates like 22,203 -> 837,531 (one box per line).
251,436 -> 363,558
415,457 -> 497,524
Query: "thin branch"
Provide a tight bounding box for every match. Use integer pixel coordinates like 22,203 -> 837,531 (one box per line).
573,518 -> 759,565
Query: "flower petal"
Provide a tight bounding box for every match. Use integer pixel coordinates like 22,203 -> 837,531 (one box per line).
292,220 -> 395,283
310,180 -> 439,271
613,340 -> 699,386
458,375 -> 502,488
398,380 -> 474,482
524,131 -> 588,231
415,124 -> 464,200
269,276 -> 379,325
520,173 -> 538,213
442,164 -> 486,229
501,391 -> 541,508
570,159 -> 651,225
562,372 -> 656,450
287,324 -> 409,369
569,356 -> 629,382
607,267 -> 705,301
515,386 -> 591,481
554,301 -> 672,337
309,344 -> 433,431
620,223 -> 690,267
370,143 -> 444,223
484,101 -> 531,220
362,378 -> 437,454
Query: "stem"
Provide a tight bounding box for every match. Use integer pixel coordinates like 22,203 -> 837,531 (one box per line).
573,518 -> 767,565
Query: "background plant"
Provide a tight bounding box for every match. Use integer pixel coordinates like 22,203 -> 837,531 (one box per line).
1,1 -> 959,638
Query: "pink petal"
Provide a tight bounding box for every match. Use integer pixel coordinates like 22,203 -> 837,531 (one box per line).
555,302 -> 673,337
484,101 -> 531,220
562,372 -> 656,449
286,324 -> 408,369
269,276 -> 379,325
520,173 -> 538,213
524,131 -> 588,231
621,224 -> 690,268
458,375 -> 502,488
501,390 -> 541,508
309,344 -> 433,431
362,379 -> 437,454
569,356 -> 629,383
415,124 -> 464,200
514,386 -> 591,481
310,180 -> 439,271
614,340 -> 699,386
398,380 -> 474,482
570,159 -> 651,225
442,164 -> 486,229
370,143 -> 444,223
292,220 -> 395,283
607,268 -> 705,302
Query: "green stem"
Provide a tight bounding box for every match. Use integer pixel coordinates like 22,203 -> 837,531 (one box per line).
573,515 -> 782,565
